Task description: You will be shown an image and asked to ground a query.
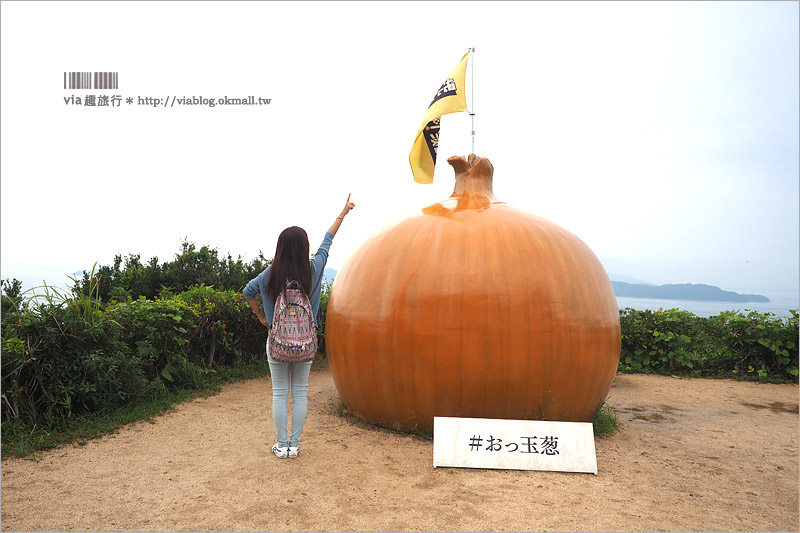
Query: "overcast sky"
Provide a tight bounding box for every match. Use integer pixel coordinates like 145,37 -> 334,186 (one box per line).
1,1 -> 798,298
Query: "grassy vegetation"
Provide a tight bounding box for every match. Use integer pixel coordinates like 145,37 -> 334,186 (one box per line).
1,361 -> 270,459
334,398 -> 623,440
591,402 -> 620,438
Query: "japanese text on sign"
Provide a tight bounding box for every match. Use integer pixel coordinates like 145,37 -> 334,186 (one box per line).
433,416 -> 597,474
468,434 -> 560,455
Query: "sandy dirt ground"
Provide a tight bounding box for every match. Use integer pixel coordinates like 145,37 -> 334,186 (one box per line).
1,366 -> 798,532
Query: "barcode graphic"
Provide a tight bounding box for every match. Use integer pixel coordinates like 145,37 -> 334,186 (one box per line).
63,72 -> 118,89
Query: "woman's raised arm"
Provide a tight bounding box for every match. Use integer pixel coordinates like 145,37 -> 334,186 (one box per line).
328,193 -> 355,235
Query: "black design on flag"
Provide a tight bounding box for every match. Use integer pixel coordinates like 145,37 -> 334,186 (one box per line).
409,52 -> 468,184
429,78 -> 458,107
423,118 -> 441,163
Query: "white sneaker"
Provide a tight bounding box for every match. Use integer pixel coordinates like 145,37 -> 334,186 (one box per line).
272,444 -> 288,458
288,446 -> 299,458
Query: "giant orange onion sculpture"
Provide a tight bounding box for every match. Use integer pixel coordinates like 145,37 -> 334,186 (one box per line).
326,154 -> 620,432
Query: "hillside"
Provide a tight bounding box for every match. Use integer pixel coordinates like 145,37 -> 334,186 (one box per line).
611,281 -> 770,303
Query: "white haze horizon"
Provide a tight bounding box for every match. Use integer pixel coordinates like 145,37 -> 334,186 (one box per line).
3,246 -> 798,304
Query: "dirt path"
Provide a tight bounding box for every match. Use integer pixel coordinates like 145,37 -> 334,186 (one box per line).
1,368 -> 798,532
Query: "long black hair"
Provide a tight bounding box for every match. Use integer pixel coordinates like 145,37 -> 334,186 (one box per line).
266,226 -> 312,301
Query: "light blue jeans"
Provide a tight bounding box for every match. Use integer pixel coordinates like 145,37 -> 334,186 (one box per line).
267,342 -> 313,448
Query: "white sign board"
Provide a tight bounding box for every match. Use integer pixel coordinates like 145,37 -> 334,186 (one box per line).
433,416 -> 598,474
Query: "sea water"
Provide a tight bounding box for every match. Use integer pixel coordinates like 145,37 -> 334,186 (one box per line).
616,289 -> 799,318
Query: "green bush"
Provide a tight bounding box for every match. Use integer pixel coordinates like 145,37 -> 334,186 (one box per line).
72,240 -> 270,302
104,297 -> 207,387
316,281 -> 331,356
1,278 -> 24,314
618,307 -> 798,381
708,310 -> 799,379
175,285 -> 268,367
1,283 -> 269,431
619,308 -> 696,373
1,287 -> 148,427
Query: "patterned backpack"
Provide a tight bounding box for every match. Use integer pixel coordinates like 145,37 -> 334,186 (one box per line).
269,280 -> 318,363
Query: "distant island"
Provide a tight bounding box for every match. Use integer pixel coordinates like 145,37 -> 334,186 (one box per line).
611,282 -> 770,303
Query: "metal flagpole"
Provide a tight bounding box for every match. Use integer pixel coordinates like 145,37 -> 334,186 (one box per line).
470,46 -> 476,154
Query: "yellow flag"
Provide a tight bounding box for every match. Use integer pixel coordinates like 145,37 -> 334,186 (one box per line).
409,52 -> 469,184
